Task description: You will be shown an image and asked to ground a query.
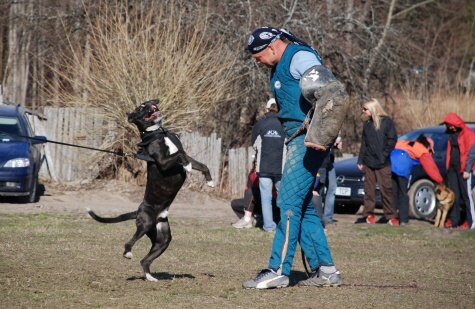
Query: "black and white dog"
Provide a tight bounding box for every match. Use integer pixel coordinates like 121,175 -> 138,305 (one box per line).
86,99 -> 214,282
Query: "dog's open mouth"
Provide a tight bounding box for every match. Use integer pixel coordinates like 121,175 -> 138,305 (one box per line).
144,104 -> 163,122
144,110 -> 161,122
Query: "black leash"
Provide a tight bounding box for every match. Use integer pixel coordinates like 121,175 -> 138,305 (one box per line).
0,131 -> 130,157
284,107 -> 313,145
341,282 -> 417,288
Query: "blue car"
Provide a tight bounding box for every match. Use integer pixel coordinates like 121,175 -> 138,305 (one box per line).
334,123 -> 475,220
0,104 -> 47,203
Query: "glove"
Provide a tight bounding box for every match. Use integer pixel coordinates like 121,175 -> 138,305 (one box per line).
435,185 -> 455,207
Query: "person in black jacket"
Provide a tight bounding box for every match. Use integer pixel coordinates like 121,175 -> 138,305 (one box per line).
251,98 -> 286,232
357,98 -> 399,226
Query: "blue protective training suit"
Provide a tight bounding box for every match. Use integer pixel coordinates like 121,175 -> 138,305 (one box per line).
268,43 -> 335,275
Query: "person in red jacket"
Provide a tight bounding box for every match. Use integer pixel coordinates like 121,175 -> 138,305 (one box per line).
443,112 -> 475,229
391,134 -> 444,225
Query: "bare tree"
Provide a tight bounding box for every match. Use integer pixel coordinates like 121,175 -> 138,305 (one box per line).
3,2 -> 33,105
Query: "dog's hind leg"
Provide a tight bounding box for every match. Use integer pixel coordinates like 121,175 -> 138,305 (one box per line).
142,217 -> 172,282
186,155 -> 215,187
123,207 -> 154,259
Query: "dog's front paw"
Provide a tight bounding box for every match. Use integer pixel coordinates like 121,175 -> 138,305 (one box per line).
184,163 -> 192,172
206,180 -> 215,188
124,252 -> 133,259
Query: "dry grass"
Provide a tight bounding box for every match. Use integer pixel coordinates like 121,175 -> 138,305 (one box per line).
1,213 -> 474,309
394,85 -> 475,134
42,0 -> 238,175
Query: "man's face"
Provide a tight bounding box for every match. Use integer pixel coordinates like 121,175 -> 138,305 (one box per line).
251,45 -> 277,68
445,123 -> 457,132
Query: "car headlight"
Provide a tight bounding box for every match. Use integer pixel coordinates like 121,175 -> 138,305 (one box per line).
4,158 -> 30,168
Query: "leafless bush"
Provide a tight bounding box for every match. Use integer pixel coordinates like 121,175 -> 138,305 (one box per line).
42,0 -> 238,178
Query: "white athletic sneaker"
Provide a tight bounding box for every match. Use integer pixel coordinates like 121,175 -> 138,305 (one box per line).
242,268 -> 289,289
232,217 -> 252,229
298,270 -> 342,287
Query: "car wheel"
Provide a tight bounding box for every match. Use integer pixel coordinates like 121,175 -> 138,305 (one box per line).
21,174 -> 38,203
408,179 -> 437,219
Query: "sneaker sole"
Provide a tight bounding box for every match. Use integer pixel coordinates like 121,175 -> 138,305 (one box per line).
298,282 -> 342,287
243,277 -> 289,289
244,284 -> 289,289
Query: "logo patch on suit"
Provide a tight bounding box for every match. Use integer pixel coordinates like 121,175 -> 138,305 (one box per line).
264,130 -> 282,138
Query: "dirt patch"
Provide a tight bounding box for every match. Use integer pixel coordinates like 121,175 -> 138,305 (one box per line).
0,178 -> 236,221
0,178 -> 434,227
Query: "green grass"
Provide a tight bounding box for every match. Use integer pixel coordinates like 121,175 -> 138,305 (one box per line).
1,214 -> 474,309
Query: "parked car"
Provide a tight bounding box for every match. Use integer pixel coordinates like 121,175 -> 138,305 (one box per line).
0,104 -> 47,203
334,123 -> 475,219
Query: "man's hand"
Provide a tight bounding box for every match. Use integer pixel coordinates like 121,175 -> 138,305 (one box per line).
463,171 -> 471,180
357,164 -> 363,171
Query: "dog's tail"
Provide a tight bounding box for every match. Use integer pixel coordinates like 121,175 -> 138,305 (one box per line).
86,208 -> 137,223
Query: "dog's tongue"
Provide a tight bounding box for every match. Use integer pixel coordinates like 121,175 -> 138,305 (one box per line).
145,111 -> 160,121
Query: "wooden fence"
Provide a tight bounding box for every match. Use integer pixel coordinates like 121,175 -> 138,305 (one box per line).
28,108 -> 230,193
28,107 -> 354,199
228,146 -> 255,197
179,131 -> 222,190
29,107 -> 114,182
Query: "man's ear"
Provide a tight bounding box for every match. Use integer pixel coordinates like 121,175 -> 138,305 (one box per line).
268,43 -> 276,55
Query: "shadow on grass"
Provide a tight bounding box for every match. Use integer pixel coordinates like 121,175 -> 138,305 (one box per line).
127,272 -> 195,281
289,270 -> 310,286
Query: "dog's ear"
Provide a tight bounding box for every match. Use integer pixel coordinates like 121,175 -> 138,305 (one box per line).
127,111 -> 135,124
436,185 -> 455,207
142,99 -> 159,106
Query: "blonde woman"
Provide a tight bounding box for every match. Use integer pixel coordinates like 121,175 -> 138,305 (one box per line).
357,99 -> 399,226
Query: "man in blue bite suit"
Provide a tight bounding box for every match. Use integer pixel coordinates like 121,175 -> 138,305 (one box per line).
243,26 -> 349,289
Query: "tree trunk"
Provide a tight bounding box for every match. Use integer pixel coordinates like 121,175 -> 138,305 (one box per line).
362,0 -> 396,96
4,1 -> 32,105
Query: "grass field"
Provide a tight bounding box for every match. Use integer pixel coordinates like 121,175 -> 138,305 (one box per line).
1,213 -> 474,309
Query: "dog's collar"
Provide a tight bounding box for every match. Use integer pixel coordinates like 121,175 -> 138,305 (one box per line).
137,127 -> 169,147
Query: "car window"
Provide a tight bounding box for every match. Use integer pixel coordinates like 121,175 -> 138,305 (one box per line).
398,130 -> 448,160
429,133 -> 448,159
23,113 -> 35,137
398,131 -> 422,141
0,116 -> 24,142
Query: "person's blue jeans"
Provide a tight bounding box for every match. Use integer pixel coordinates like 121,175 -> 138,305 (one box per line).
259,177 -> 280,231
323,163 -> 336,223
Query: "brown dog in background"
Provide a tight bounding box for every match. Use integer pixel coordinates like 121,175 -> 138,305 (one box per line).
434,185 -> 455,228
